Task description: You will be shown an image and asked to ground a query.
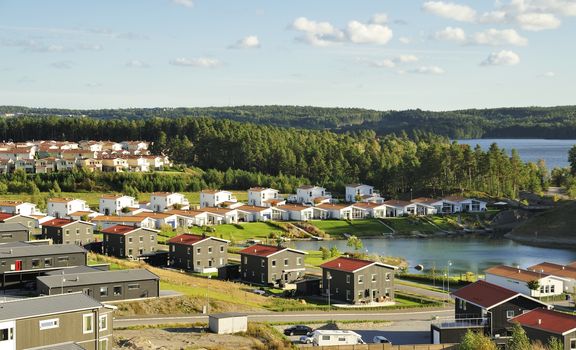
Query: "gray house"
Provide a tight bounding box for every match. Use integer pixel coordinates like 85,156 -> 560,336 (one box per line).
239,244 -> 306,286
0,223 -> 30,243
0,213 -> 37,234
36,267 -> 160,301
510,308 -> 576,350
320,256 -> 397,304
41,218 -> 94,246
101,225 -> 158,259
0,242 -> 87,288
0,292 -> 114,350
168,233 -> 229,273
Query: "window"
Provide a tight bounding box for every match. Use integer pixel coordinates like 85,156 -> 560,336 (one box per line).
99,314 -> 108,331
284,258 -> 289,266
86,228 -> 90,234
260,259 -> 265,268
39,318 -> 59,330
358,275 -> 364,284
44,258 -> 52,267
297,257 -> 302,266
196,260 -> 201,266
506,310 -> 515,319
128,237 -> 133,243
220,246 -> 225,253
371,274 -> 376,282
128,284 -> 140,290
385,273 -> 391,281
243,256 -> 247,264
338,337 -> 346,342
113,286 -> 122,296
346,275 -> 351,284
32,259 -> 40,268
83,313 -> 94,334
57,257 -> 69,263
346,290 -> 351,300
271,259 -> 276,267
197,247 -> 201,254
128,249 -> 133,256
0,327 -> 14,341
76,229 -> 80,235
335,288 -> 339,294
139,236 -> 143,243
1,233 -> 12,238
570,339 -> 576,350
208,246 -> 212,254
99,338 -> 108,350
322,336 -> 330,341
65,229 -> 70,236
100,286 -> 108,297
150,235 -> 154,241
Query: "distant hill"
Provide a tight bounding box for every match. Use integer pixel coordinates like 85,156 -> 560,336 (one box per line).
505,202 -> 576,248
2,105 -> 576,139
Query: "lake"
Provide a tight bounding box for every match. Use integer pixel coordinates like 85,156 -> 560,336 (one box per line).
294,237 -> 576,275
456,139 -> 576,169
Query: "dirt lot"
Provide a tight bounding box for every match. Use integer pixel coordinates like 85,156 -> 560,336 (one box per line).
114,326 -> 264,350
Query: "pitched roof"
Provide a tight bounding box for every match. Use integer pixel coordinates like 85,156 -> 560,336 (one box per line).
37,269 -> 159,288
298,185 -> 322,190
248,187 -> 272,192
168,234 -> 229,245
0,293 -> 103,322
411,197 -> 440,205
511,308 -> 576,335
443,195 -> 467,202
48,197 -> 78,203
316,203 -> 353,210
485,265 -> 548,283
0,201 -> 25,207
278,204 -> 313,211
383,199 -> 412,207
42,218 -> 77,228
352,202 -> 386,209
100,225 -> 141,235
239,244 -> 305,257
0,213 -> 15,221
91,216 -> 147,222
452,280 -> 531,309
165,209 -> 206,217
236,205 -> 271,213
345,183 -> 369,188
0,223 -> 29,232
198,207 -> 236,215
320,257 -> 397,273
527,262 -> 576,280
0,243 -> 86,259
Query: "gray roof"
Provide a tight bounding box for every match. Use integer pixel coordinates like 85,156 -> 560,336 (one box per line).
37,268 -> 159,288
209,312 -> 247,319
34,343 -> 86,350
0,243 -> 86,259
45,265 -> 109,276
0,293 -> 102,322
0,223 -> 29,232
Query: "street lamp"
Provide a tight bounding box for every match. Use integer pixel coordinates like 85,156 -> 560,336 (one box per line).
447,260 -> 453,293
327,272 -> 332,309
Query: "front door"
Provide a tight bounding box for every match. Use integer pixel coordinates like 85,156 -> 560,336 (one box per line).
14,260 -> 22,271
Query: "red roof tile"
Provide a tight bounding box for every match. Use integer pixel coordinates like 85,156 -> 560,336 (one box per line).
0,213 -> 15,221
101,225 -> 138,235
168,234 -> 208,245
239,244 -> 285,257
42,218 -> 75,228
452,280 -> 519,309
320,257 -> 374,272
511,308 -> 576,335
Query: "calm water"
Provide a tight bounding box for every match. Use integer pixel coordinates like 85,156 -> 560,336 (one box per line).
456,139 -> 576,169
295,237 -> 576,275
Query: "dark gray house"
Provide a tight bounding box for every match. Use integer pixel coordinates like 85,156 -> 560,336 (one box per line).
320,256 -> 397,304
510,308 -> 576,350
36,267 -> 160,301
0,292 -> 114,350
0,213 -> 37,234
168,233 -> 229,273
41,218 -> 94,246
0,242 -> 87,287
239,244 -> 306,286
101,225 -> 158,259
0,223 -> 30,243
430,280 -> 550,344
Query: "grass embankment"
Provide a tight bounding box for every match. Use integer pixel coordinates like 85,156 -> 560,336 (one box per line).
309,219 -> 392,238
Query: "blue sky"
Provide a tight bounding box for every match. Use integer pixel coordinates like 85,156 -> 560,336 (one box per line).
1,0 -> 575,110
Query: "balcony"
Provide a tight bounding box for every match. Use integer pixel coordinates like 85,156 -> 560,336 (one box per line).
432,317 -> 488,329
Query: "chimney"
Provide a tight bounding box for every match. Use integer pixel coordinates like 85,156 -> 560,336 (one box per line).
538,319 -> 541,325
338,263 -> 341,268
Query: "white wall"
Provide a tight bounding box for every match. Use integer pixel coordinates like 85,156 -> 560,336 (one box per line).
485,274 -> 563,297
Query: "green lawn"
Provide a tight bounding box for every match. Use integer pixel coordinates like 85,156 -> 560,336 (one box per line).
309,219 -> 392,238
159,222 -> 286,243
304,250 -> 335,267
382,217 -> 439,234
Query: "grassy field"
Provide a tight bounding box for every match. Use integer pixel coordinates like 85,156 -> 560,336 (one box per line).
309,219 -> 392,238
382,217 -> 440,234
304,250 -> 337,267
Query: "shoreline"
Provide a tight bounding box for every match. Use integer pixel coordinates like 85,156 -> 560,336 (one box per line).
504,233 -> 576,249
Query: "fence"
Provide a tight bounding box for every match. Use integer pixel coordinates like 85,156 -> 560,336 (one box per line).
301,344 -> 458,350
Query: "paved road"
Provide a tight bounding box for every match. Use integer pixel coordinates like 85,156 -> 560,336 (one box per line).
115,308 -> 454,328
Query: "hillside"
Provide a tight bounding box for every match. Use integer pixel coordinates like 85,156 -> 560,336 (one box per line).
505,202 -> 576,248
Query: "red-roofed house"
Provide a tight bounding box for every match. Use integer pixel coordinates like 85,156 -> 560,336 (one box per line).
239,244 -> 306,287
101,225 -> 158,259
510,308 -> 576,348
485,265 -> 564,298
40,218 -> 94,246
431,280 -> 550,344
168,234 -> 230,273
320,257 -> 397,305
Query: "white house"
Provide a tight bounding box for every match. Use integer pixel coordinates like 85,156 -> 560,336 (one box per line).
236,205 -> 274,222
150,192 -> 190,212
134,212 -> 179,229
200,190 -> 237,208
485,265 -> 564,298
0,201 -> 38,216
410,197 -> 439,216
279,204 -> 315,221
294,185 -> 331,205
315,203 -> 366,220
99,195 -> 139,215
91,215 -> 156,229
351,202 -> 388,218
345,184 -> 383,203
166,209 -> 209,227
383,200 -> 415,217
199,207 -> 239,225
247,187 -> 284,207
47,198 -> 92,219
528,262 -> 576,294
435,196 -> 487,214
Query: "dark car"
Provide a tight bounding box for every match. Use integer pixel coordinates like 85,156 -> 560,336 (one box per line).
284,325 -> 313,336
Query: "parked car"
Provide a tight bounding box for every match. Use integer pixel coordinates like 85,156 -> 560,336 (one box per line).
373,335 -> 391,344
252,289 -> 265,295
284,325 -> 313,336
299,334 -> 314,344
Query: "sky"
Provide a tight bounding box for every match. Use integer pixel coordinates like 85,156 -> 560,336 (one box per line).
0,0 -> 575,111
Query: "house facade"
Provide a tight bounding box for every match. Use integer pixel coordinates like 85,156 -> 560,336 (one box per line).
345,184 -> 382,203
510,308 -> 576,350
528,262 -> 576,294
485,265 -> 564,298
47,198 -> 92,219
101,225 -> 158,259
294,185 -> 331,205
320,257 -> 397,304
150,192 -> 190,212
0,201 -> 38,216
41,219 -> 94,246
168,234 -> 230,273
248,187 -> 283,207
0,223 -> 30,243
200,190 -> 237,208
99,195 -> 139,215
91,215 -> 156,229
0,292 -> 114,350
239,244 -> 306,286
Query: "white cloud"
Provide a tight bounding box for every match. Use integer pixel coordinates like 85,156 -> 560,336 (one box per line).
516,12 -> 561,30
472,28 -> 528,46
519,0 -> 576,16
422,1 -> 477,22
409,66 -> 445,74
230,35 -> 260,49
172,0 -> 193,8
369,59 -> 396,68
478,10 -> 508,23
434,26 -> 467,42
292,17 -> 344,47
366,54 -> 419,68
541,71 -> 556,77
396,55 -> 419,63
50,61 -> 73,69
370,13 -> 389,24
481,50 -> 520,66
399,37 -> 412,44
346,21 -> 393,45
125,60 -> 149,68
170,57 -> 221,68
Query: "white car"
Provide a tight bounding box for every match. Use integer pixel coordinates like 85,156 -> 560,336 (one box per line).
373,335 -> 391,344
299,334 -> 313,344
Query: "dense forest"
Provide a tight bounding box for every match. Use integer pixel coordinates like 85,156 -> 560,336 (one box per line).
2,105 -> 576,138
0,115 -> 549,199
